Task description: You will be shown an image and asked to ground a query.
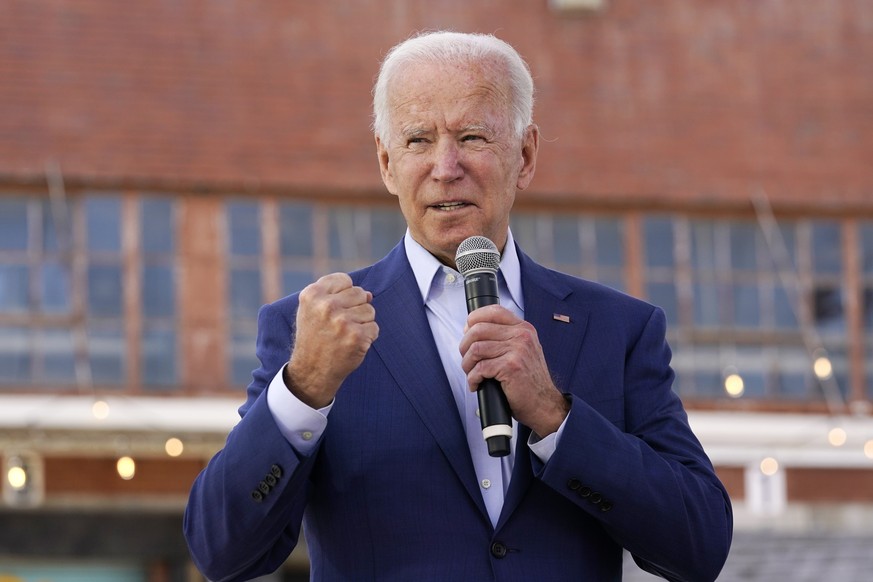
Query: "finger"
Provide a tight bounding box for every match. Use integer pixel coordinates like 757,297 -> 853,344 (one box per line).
465,304 -> 520,328
460,338 -> 510,372
311,272 -> 354,294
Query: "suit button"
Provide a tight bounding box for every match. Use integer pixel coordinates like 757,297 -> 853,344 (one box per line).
251,490 -> 264,503
590,492 -> 603,505
258,481 -> 271,494
567,478 -> 582,491
600,500 -> 614,512
490,542 -> 508,559
577,486 -> 592,499
270,464 -> 283,478
264,474 -> 277,487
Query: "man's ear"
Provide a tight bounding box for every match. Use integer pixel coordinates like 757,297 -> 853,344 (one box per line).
376,135 -> 398,196
516,124 -> 539,191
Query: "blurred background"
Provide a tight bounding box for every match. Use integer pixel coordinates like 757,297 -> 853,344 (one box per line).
1,0 -> 873,580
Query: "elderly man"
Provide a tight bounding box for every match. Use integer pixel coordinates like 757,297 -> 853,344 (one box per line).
184,31 -> 732,582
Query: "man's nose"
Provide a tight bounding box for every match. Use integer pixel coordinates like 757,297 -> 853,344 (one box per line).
431,140 -> 464,182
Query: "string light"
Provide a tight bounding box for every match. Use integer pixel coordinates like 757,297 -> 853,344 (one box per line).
165,437 -> 184,457
827,427 -> 847,447
116,456 -> 136,480
7,462 -> 27,490
865,440 -> 873,460
92,399 -> 110,420
723,369 -> 745,398
813,350 -> 833,380
760,457 -> 779,476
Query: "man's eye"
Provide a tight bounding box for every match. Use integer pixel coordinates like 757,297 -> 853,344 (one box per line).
407,137 -> 428,145
461,135 -> 485,142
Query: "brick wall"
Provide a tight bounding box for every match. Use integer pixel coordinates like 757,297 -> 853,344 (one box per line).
1,0 -> 871,210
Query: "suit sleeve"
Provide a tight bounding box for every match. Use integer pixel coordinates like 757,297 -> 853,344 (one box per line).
535,305 -> 733,582
183,299 -> 317,582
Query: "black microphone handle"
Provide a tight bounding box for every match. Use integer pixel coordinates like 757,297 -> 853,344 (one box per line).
463,271 -> 512,457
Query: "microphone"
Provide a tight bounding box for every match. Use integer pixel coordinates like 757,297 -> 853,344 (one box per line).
455,236 -> 512,457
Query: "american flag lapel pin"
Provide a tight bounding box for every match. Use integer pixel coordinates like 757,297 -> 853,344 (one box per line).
553,313 -> 571,323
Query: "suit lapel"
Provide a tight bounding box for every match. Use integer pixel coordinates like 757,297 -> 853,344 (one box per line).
363,245 -> 489,521
497,248 -> 591,529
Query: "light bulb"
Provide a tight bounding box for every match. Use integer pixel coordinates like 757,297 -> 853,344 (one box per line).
116,456 -> 136,480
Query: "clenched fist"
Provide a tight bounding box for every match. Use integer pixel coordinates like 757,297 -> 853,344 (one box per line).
284,273 -> 379,408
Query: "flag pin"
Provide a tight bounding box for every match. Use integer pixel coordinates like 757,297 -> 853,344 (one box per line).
553,313 -> 571,323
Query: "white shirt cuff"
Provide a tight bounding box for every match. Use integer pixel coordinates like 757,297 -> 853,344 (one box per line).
528,412 -> 569,464
266,365 -> 332,455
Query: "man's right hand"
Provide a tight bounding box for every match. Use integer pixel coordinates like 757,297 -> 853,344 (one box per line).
284,273 -> 379,409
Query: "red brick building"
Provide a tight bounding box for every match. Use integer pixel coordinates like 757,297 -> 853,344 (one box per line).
2,1 -> 873,580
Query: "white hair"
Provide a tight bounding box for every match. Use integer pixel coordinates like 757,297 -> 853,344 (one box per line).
372,31 -> 535,143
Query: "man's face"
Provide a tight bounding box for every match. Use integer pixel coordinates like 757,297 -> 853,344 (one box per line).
376,58 -> 538,268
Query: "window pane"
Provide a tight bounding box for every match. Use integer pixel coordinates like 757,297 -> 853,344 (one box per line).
595,219 -> 623,267
41,198 -> 61,252
0,327 -> 30,384
231,331 -> 259,387
230,268 -> 262,318
279,202 -> 314,257
228,201 -> 261,256
644,216 -> 674,268
142,328 -> 176,388
813,286 -> 844,332
730,222 -> 758,270
510,214 -> 538,255
811,222 -> 841,275
646,282 -> 678,325
88,265 -> 123,316
862,223 -> 873,274
142,265 -> 175,317
85,197 -> 122,252
864,288 -> 873,332
370,208 -> 406,258
553,217 -> 581,265
141,197 -> 174,253
0,199 -> 28,250
88,327 -> 125,385
774,285 -> 798,329
41,262 -> 71,313
329,208 -> 364,260
41,328 -> 75,384
282,270 -> 314,296
693,282 -> 720,327
0,264 -> 29,312
690,221 -> 716,272
733,283 -> 760,327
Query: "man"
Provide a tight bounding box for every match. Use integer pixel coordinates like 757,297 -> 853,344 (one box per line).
184,31 -> 732,581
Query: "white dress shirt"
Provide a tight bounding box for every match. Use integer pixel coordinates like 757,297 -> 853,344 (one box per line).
266,230 -> 564,527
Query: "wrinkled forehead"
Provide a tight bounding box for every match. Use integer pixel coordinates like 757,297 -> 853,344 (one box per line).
386,59 -> 514,133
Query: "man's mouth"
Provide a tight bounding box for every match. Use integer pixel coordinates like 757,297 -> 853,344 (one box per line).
431,201 -> 470,211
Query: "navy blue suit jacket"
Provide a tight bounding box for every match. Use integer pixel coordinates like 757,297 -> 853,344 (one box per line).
184,242 -> 732,581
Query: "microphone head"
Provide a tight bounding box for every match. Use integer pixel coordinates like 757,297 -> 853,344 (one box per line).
455,236 -> 500,275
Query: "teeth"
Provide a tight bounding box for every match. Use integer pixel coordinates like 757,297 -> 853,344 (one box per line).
435,202 -> 465,210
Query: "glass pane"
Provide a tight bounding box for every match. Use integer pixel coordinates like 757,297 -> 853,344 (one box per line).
730,222 -> 758,270
595,218 -> 623,267
862,223 -> 873,274
40,327 -> 76,384
85,196 -> 122,252
41,262 -> 71,313
813,286 -> 845,332
230,268 -> 262,318
644,216 -> 674,268
41,198 -> 62,252
231,331 -> 259,387
142,327 -> 176,388
88,265 -> 123,316
690,221 -> 716,272
279,202 -> 314,257
370,208 -> 406,258
811,222 -> 842,275
693,281 -> 720,327
142,264 -> 175,317
88,327 -> 125,385
864,288 -> 873,332
0,198 -> 28,250
733,283 -> 760,327
228,200 -> 261,256
329,208 -> 364,260
552,217 -> 581,265
282,270 -> 314,296
0,264 -> 29,312
646,282 -> 678,325
0,326 -> 30,383
141,197 -> 174,253
774,285 -> 798,329
510,214 -> 538,257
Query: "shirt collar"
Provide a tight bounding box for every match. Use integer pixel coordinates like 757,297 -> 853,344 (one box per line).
404,229 -> 524,310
